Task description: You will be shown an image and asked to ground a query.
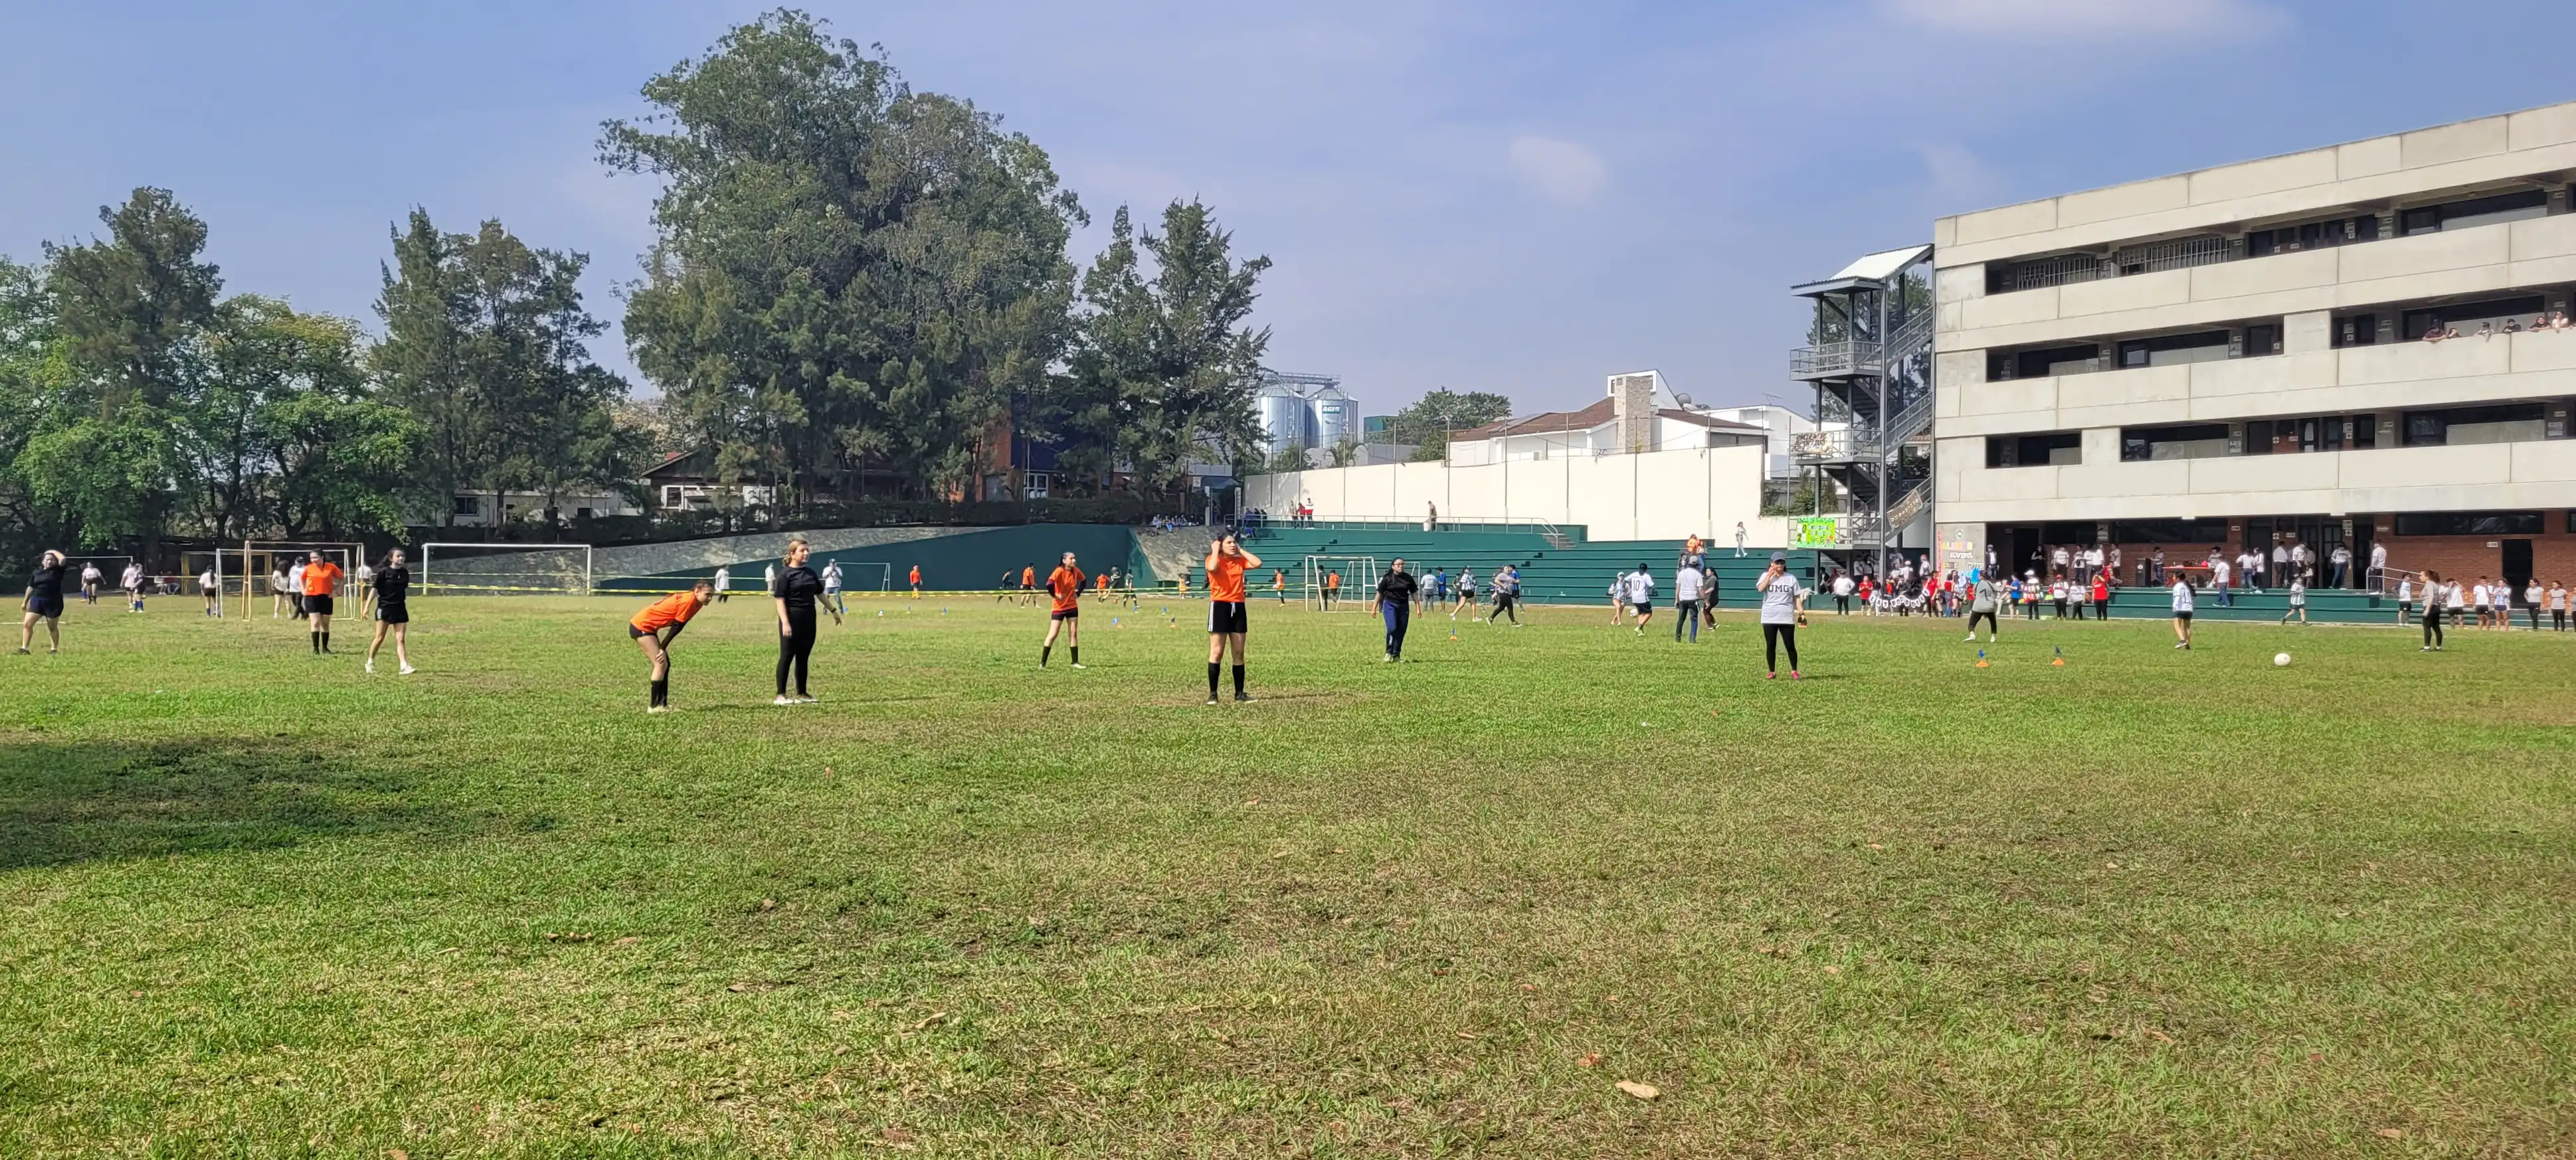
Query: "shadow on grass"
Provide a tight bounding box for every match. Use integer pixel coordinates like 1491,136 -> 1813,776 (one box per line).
0,736 -> 500,870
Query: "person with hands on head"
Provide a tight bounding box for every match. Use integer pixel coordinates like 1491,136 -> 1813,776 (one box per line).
1202,533 -> 1262,703
18,549 -> 67,655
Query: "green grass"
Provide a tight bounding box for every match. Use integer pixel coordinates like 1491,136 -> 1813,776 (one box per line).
3,594 -> 2572,1157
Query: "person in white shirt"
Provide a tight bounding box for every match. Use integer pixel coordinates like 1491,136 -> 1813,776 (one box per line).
2171,573 -> 2195,649
2421,571 -> 2448,651
120,562 -> 146,613
1831,571 -> 1855,616
286,560 -> 308,620
270,566 -> 290,618
1672,561 -> 1705,643
2444,574 -> 2467,630
2280,578 -> 2308,625
199,567 -> 220,618
2288,539 -> 2310,583
1608,572 -> 1630,625
2471,579 -> 2493,629
2395,577 -> 2414,625
2523,580 -> 2545,631
763,562 -> 778,600
1623,565 -> 1656,635
1755,552 -> 1810,679
2328,544 -> 2351,589
80,562 -> 102,604
2548,581 -> 2569,632
2209,554 -> 2232,607
713,565 -> 731,604
821,560 -> 845,615
2272,541 -> 2292,586
2367,540 -> 2387,591
2050,544 -> 2070,576
354,560 -> 375,616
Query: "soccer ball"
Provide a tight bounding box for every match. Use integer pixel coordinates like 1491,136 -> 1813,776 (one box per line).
2273,652 -> 2291,667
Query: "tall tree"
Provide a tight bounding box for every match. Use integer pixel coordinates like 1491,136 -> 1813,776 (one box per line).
1052,201 -> 1271,499
373,211 -> 630,527
603,10 -> 1081,509
1388,388 -> 1513,461
189,296 -> 421,540
0,258 -> 79,570
26,189 -> 224,551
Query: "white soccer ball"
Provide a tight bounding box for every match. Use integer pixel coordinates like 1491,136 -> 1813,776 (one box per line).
2273,652 -> 2291,667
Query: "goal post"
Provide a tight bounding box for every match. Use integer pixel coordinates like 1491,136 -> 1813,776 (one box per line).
418,542 -> 594,596
240,540 -> 365,620
1303,555 -> 1379,612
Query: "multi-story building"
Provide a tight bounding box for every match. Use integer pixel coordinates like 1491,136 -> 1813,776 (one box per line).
1932,101 -> 2576,593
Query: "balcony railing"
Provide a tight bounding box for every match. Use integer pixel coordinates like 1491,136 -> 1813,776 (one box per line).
1790,339 -> 1883,378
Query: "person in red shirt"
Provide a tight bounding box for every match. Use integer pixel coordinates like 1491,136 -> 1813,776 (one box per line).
1020,564 -> 1038,606
1041,552 -> 1087,669
1203,532 -> 1263,703
299,551 -> 345,655
2091,570 -> 2112,620
629,579 -> 715,712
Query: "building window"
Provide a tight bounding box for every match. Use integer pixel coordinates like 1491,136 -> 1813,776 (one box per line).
575,507 -> 595,519
2112,234 -> 2233,276
1988,252 -> 2104,293
1986,432 -> 2081,468
2120,423 -> 2231,461
2117,330 -> 2233,369
2400,189 -> 2548,236
1023,471 -> 1051,500
1989,343 -> 2103,380
2246,214 -> 2378,257
2401,402 -> 2549,448
2393,511 -> 2543,537
2333,312 -> 2378,348
452,496 -> 481,517
2401,294 -> 2548,340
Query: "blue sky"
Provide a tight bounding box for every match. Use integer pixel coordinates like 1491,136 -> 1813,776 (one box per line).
3,0 -> 2567,418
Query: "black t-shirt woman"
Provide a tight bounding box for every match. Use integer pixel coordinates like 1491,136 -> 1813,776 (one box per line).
367,551 -> 416,675
18,550 -> 66,654
771,539 -> 837,704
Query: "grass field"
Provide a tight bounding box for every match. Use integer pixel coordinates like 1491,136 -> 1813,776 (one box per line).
3,593 -> 2572,1157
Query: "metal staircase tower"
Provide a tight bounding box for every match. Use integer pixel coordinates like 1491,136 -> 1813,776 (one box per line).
1788,244 -> 1936,578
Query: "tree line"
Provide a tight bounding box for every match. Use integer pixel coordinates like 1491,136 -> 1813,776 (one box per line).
1,9 -> 1279,567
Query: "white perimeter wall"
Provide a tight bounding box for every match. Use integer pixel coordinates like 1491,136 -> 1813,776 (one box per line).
1246,444 -> 1792,544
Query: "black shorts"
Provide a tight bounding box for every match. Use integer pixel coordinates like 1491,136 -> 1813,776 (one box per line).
305,595 -> 335,616
27,594 -> 62,619
1050,608 -> 1077,621
1208,600 -> 1248,635
2174,611 -> 2193,624
1631,601 -> 1653,614
628,623 -> 655,639
379,602 -> 409,625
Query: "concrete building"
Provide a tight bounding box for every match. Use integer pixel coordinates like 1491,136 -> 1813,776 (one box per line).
1932,100 -> 2576,594
1445,371 -> 1767,465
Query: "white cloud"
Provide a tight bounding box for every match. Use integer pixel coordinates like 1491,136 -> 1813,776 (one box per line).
1877,0 -> 2289,39
1507,135 -> 1608,207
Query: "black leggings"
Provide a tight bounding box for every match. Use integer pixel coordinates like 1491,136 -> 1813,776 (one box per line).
2423,611 -> 2444,648
1493,594 -> 1518,623
1968,610 -> 1998,636
1762,623 -> 1798,673
777,609 -> 816,695
1380,600 -> 1410,658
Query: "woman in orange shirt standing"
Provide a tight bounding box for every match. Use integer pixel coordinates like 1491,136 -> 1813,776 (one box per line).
1041,551 -> 1087,669
630,578 -> 715,712
1204,533 -> 1262,704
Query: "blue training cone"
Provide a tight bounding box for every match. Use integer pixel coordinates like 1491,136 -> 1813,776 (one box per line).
1975,649 -> 1989,669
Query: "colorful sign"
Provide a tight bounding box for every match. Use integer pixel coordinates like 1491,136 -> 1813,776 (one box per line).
1792,517 -> 1841,548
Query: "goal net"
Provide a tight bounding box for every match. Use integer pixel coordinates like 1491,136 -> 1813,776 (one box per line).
418,542 -> 594,596
1304,555 -> 1378,612
816,560 -> 893,593
238,540 -> 363,619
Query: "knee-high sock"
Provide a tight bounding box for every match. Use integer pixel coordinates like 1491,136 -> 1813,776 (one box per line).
1232,664 -> 1245,695
1207,662 -> 1220,697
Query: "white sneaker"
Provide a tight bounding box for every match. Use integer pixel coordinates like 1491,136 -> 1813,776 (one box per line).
1069,663 -> 1086,669
399,664 -> 415,675
365,659 -> 375,673
1963,633 -> 1975,641
775,695 -> 795,706
648,704 -> 672,714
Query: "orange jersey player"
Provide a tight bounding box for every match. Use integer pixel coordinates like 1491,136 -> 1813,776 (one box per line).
630,579 -> 715,712
1202,532 -> 1262,704
1042,552 -> 1087,668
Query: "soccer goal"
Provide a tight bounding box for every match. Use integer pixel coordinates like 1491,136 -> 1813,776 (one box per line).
59,555 -> 133,604
1304,555 -> 1379,612
239,540 -> 365,620
418,542 -> 594,596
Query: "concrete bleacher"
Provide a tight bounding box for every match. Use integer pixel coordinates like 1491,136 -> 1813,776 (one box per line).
1220,521 -> 1820,606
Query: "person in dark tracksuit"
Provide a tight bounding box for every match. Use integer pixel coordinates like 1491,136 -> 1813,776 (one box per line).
1377,559 -> 1419,662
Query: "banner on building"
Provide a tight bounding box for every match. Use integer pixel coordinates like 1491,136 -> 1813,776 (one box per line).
1792,517 -> 1841,548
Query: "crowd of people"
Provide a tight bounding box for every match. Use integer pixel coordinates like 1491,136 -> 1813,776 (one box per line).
2420,309 -> 2575,342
